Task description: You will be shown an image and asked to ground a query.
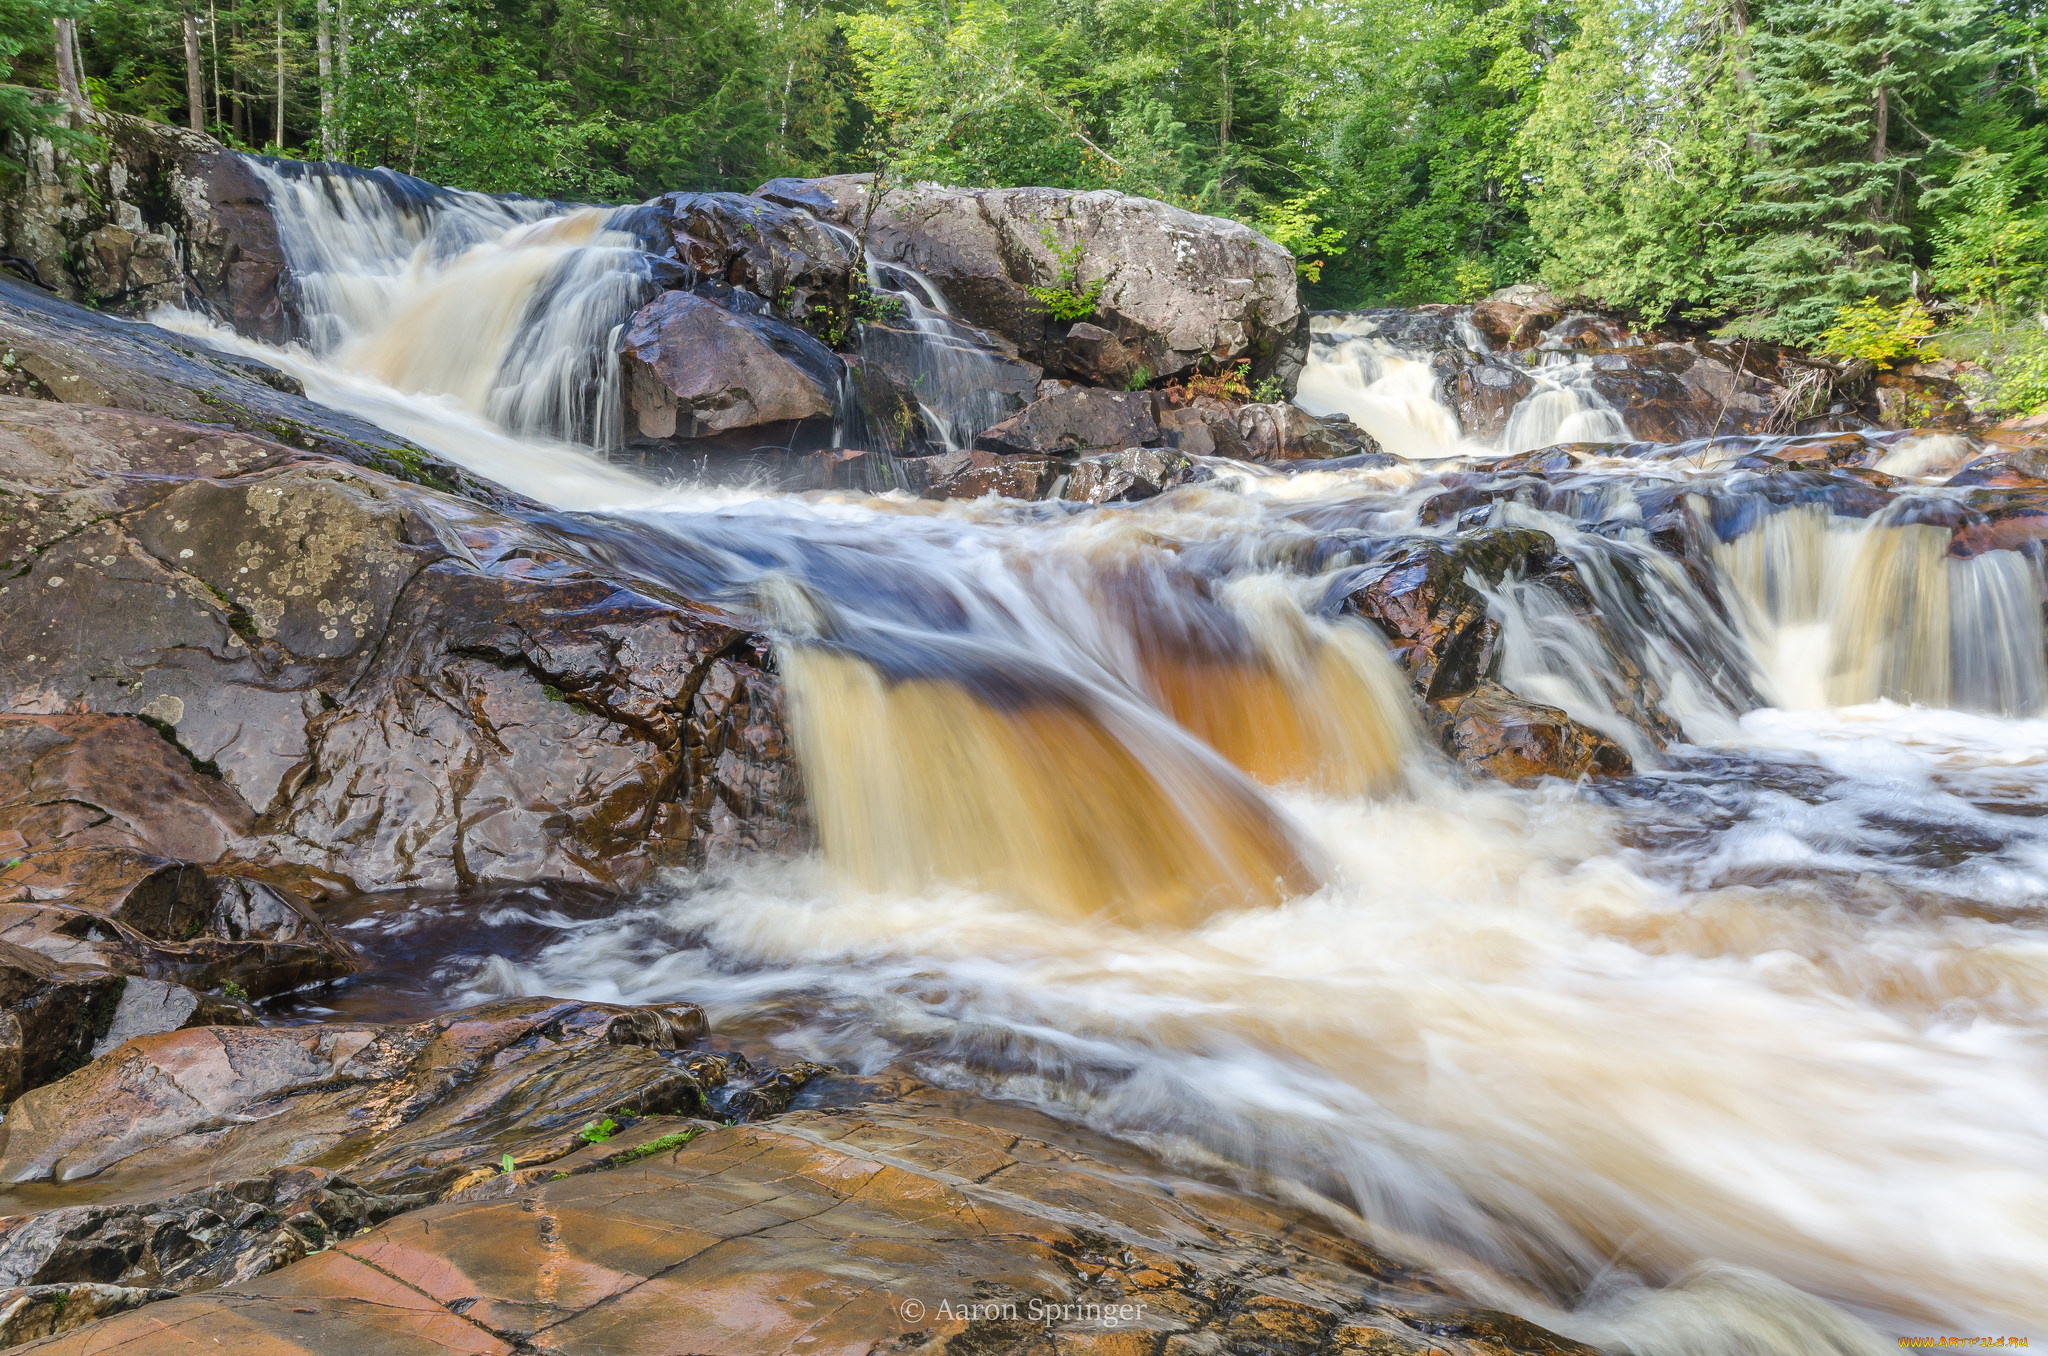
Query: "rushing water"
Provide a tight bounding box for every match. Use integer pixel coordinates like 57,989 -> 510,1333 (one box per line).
154,171 -> 2048,1352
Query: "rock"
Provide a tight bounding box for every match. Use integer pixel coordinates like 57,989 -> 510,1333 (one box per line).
1237,401 -> 1380,461
0,1283 -> 172,1347
1158,399 -> 1251,460
0,397 -> 804,894
849,320 -> 1040,453
0,998 -> 727,1194
909,449 -> 1069,501
0,1167 -> 420,1297
630,191 -> 854,326
20,1097 -> 1601,1355
755,176 -> 1303,390
1062,447 -> 1194,504
0,275 -> 503,505
972,386 -> 1159,458
0,108 -> 295,341
1431,680 -> 1629,783
1341,530 -> 1558,701
0,941 -> 128,1104
1437,351 -> 1535,442
1469,296 -> 1561,351
619,290 -> 841,453
1054,320 -> 1140,387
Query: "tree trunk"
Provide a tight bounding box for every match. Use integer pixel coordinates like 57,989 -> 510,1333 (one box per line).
52,18 -> 85,110
208,0 -> 222,129
275,4 -> 286,149
316,0 -> 333,156
336,0 -> 350,156
183,11 -> 205,132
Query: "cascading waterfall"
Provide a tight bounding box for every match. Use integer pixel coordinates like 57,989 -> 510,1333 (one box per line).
1499,352 -> 1634,452
151,183 -> 2048,1352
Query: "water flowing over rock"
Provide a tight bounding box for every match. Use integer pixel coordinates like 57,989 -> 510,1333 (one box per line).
754,174 -> 1306,389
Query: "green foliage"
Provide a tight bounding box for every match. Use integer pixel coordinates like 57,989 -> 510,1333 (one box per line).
499,1152 -> 517,1174
615,1126 -> 701,1161
1946,323 -> 2048,414
1124,364 -> 1152,391
219,978 -> 250,1002
1255,190 -> 1345,283
1250,374 -> 1283,403
1025,224 -> 1106,320
578,1117 -> 620,1144
0,0 -> 88,170
1814,296 -> 1936,367
1929,149 -> 2048,331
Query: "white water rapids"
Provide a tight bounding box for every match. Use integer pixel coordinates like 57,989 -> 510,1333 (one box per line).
153,166 -> 2048,1352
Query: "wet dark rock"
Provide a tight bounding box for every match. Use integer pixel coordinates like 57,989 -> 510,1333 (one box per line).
972,386 -> 1159,458
1340,529 -> 1558,702
0,399 -> 804,895
849,319 -> 1040,454
619,290 -> 841,453
1431,681 -> 1630,783
637,190 -> 854,326
755,176 -> 1303,390
1063,446 -> 1194,503
1436,350 -> 1534,441
1949,490 -> 2048,558
0,1166 -> 420,1298
0,110 -> 293,340
0,998 -> 710,1195
0,942 -> 128,1105
1470,294 -> 1560,350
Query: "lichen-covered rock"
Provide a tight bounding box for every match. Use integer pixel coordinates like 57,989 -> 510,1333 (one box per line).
0,109 -> 295,340
0,1283 -> 172,1349
1063,446 -> 1193,504
755,175 -> 1304,390
1236,400 -> 1380,461
626,190 -> 855,325
910,449 -> 1068,501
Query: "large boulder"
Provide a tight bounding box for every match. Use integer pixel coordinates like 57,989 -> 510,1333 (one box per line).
619,290 -> 842,454
755,175 -> 1305,391
619,191 -> 855,330
0,108 -> 295,342
849,319 -> 1040,453
0,395 -> 804,896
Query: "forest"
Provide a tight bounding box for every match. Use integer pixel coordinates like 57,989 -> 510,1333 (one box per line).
5,0 -> 2048,409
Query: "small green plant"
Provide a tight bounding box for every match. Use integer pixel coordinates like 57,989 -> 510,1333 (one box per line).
540,684 -> 565,702
578,1118 -> 620,1144
616,1127 -> 701,1163
1816,297 -> 1936,370
1027,226 -> 1108,321
1251,376 -> 1285,403
500,1152 -> 517,1175
1124,365 -> 1153,391
219,979 -> 249,1002
1254,190 -> 1349,284
851,287 -> 907,325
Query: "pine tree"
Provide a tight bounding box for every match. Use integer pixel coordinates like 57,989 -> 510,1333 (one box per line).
1727,0 -> 1995,341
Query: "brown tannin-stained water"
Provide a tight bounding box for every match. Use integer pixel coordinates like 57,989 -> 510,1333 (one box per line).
157,173 -> 2048,1354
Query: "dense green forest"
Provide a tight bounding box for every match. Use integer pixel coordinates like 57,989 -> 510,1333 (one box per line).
7,0 -> 2048,405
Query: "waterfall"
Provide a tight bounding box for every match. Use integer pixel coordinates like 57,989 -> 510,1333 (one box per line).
251,159 -> 665,447
142,180 -> 2048,1347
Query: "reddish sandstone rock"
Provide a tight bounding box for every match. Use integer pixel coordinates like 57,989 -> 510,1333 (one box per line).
1431,681 -> 1630,784
9,1101 -> 1601,1356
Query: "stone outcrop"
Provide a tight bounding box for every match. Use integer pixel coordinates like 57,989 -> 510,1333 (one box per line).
619,289 -> 842,453
0,394 -> 803,896
755,175 -> 1305,391
1237,400 -> 1380,460
0,108 -> 296,342
9,1091 -> 1599,1356
1342,530 -> 1633,780
625,191 -> 855,326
